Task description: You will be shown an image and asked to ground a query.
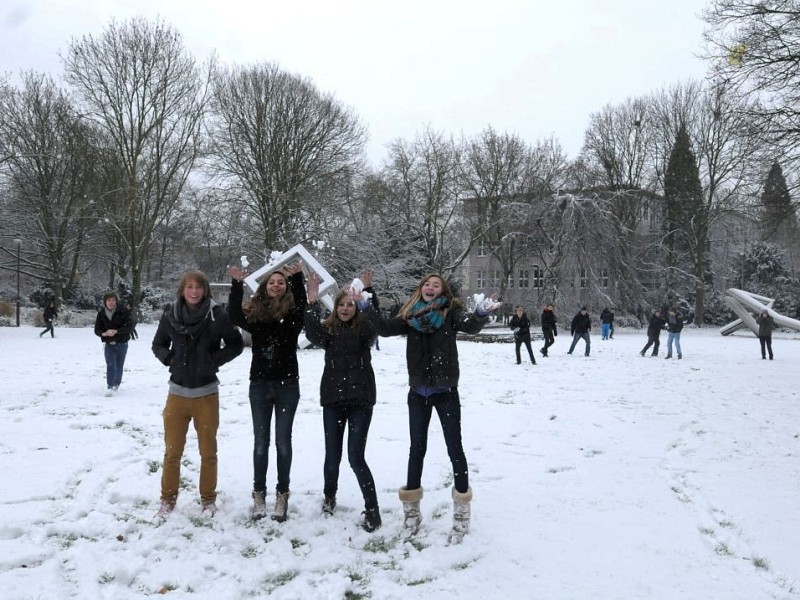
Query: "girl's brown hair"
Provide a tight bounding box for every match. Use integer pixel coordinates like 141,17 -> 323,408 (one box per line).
397,273 -> 460,320
243,270 -> 295,322
321,289 -> 364,334
177,271 -> 211,300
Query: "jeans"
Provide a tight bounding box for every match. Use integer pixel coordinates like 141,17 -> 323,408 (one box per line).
161,392 -> 219,503
514,335 -> 535,363
104,342 -> 128,388
249,379 -> 300,494
642,335 -> 660,356
601,323 -> 611,339
542,329 -> 555,355
667,332 -> 682,357
40,320 -> 55,337
759,336 -> 773,359
406,388 -> 469,494
568,332 -> 591,356
323,405 -> 378,509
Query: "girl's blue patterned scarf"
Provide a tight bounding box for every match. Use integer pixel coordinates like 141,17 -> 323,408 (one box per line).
408,297 -> 448,333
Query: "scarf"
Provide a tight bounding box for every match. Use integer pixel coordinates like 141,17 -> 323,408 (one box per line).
408,297 -> 448,333
170,297 -> 213,336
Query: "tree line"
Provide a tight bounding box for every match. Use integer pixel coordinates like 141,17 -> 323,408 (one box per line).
0,4 -> 798,324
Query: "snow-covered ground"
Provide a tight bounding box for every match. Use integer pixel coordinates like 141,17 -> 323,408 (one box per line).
1,323 -> 798,599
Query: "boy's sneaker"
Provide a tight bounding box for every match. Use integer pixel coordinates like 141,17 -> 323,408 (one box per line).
156,499 -> 175,518
361,507 -> 382,532
322,495 -> 336,516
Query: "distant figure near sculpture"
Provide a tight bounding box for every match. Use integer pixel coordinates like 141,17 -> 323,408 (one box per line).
756,310 -> 775,360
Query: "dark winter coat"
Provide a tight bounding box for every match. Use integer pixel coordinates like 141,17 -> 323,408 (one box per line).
756,314 -> 775,337
600,309 -> 614,324
571,312 -> 591,335
94,306 -> 132,344
647,313 -> 666,338
541,309 -> 557,335
366,303 -> 488,389
667,313 -> 684,333
509,313 -> 532,340
43,304 -> 57,323
304,303 -> 377,408
152,299 -> 244,389
227,272 -> 307,382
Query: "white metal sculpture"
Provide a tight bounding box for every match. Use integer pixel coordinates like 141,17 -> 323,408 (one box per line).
720,288 -> 800,335
244,243 -> 339,311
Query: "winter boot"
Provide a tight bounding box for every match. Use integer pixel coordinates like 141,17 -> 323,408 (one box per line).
155,499 -> 175,519
361,507 -> 382,532
399,486 -> 423,537
251,489 -> 267,520
322,494 -> 336,516
447,486 -> 473,545
272,491 -> 289,522
201,499 -> 218,516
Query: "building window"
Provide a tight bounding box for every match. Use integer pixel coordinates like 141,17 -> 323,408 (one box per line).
507,273 -> 514,289
491,269 -> 500,288
599,268 -> 609,288
579,268 -> 588,289
532,265 -> 544,289
477,239 -> 486,257
476,270 -> 485,289
518,270 -> 529,288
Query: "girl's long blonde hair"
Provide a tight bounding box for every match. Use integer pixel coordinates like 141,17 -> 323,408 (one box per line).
243,271 -> 295,322
397,273 -> 460,320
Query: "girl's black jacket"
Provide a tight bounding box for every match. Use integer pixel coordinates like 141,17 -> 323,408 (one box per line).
227,273 -> 307,382
304,303 -> 377,408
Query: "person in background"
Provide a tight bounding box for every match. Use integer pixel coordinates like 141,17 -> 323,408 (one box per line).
540,303 -> 557,357
665,306 -> 684,359
640,308 -> 666,357
39,300 -> 58,338
756,309 -> 775,360
152,270 -> 244,517
94,292 -> 132,396
567,307 -> 592,356
509,305 -> 536,365
600,307 -> 613,340
126,302 -> 139,340
304,272 -> 381,532
365,272 -> 501,544
227,262 -> 307,522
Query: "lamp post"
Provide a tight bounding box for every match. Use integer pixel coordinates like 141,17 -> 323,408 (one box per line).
13,238 -> 21,327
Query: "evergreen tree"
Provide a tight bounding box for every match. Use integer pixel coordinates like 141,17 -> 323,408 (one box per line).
759,161 -> 795,242
663,125 -> 704,298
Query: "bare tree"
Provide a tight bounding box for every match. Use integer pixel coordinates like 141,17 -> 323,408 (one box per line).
0,72 -> 98,302
207,62 -> 367,253
703,0 -> 800,169
62,17 -> 211,303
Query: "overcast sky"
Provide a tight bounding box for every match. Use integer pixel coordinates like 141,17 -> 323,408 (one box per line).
1,0 -> 711,165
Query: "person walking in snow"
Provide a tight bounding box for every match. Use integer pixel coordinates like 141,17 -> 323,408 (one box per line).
540,303 -> 557,357
509,305 -> 536,365
756,310 -> 775,360
126,302 -> 139,340
600,307 -> 613,340
304,271 -> 381,532
39,300 -> 58,338
227,262 -> 307,522
567,307 -> 592,356
152,270 -> 244,517
364,272 -> 500,544
640,308 -> 666,357
665,306 -> 683,359
94,292 -> 132,395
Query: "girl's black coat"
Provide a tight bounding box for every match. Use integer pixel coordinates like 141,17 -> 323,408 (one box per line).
94,307 -> 132,344
227,273 -> 307,382
541,309 -> 557,333
152,301 -> 244,389
304,303 -> 377,408
366,303 -> 488,389
509,313 -> 532,339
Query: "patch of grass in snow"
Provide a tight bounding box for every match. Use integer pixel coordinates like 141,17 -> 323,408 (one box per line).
408,538 -> 429,552
344,590 -> 371,599
147,460 -> 160,474
290,538 -> 305,549
698,526 -> 715,536
751,556 -> 770,571
263,569 -> 299,590
241,545 -> 259,558
718,520 -> 734,528
431,503 -> 448,521
363,536 -> 391,553
406,576 -> 435,586
714,542 -> 733,556
98,572 -> 115,584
